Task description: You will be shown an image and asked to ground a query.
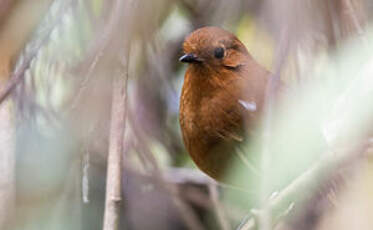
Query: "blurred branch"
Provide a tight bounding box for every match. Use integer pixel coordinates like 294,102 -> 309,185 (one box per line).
0,0 -> 15,29
259,27 -> 291,230
0,65 -> 25,104
339,0 -> 365,39
69,0 -> 117,111
0,0 -> 72,105
238,144 -> 367,230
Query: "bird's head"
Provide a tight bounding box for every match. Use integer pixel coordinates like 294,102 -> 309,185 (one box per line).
180,26 -> 250,71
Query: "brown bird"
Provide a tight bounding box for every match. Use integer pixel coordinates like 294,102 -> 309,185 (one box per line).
179,27 -> 270,185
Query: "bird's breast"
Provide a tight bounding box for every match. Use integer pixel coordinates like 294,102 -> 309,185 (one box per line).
179,76 -> 246,179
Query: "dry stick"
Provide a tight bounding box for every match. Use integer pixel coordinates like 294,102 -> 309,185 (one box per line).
102,0 -> 131,222
102,65 -> 129,230
86,1 -> 129,229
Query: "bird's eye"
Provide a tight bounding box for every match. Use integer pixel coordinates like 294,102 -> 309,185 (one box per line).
214,47 -> 225,59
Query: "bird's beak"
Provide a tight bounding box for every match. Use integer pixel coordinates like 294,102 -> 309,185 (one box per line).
179,53 -> 202,63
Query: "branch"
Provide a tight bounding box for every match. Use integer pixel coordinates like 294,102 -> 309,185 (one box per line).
237,143 -> 367,230
102,62 -> 129,230
100,2 -> 133,228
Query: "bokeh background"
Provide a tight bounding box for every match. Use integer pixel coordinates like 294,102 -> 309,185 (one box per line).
1,0 -> 373,229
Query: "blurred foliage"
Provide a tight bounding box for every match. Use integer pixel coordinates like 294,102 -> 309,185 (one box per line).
236,15 -> 274,71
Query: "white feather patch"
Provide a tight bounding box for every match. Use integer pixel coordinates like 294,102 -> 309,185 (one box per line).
238,100 -> 257,112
